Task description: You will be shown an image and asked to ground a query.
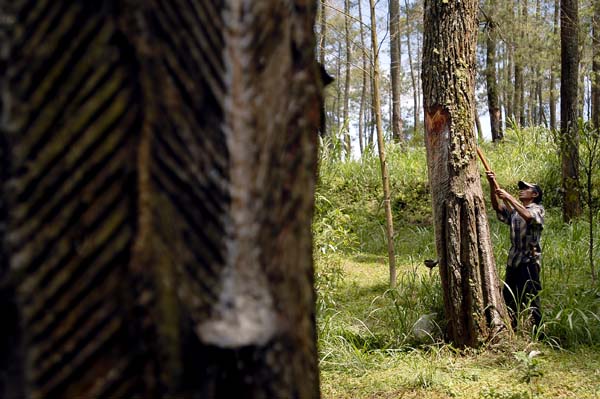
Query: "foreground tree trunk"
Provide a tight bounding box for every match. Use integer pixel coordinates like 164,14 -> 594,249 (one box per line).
561,0 -> 582,222
0,1 -> 321,397
422,0 -> 508,347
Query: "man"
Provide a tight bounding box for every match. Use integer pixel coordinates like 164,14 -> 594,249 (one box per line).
486,172 -> 545,329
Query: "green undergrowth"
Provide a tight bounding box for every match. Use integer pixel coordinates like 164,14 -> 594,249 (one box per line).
315,127 -> 600,398
317,257 -> 600,398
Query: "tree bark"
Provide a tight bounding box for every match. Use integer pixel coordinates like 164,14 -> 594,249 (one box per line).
390,0 -> 403,143
369,0 -> 397,288
422,0 -> 508,347
561,0 -> 582,222
0,1 -> 321,397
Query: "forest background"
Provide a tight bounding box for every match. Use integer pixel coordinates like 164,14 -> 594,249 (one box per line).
314,0 -> 600,397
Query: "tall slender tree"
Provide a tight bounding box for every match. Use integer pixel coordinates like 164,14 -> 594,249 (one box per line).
549,0 -> 559,131
319,0 -> 331,140
484,0 -> 504,142
423,0 -> 508,347
370,0 -> 397,288
405,0 -> 420,138
561,0 -> 582,222
390,0 -> 403,143
592,0 -> 600,127
343,0 -> 352,159
358,0 -> 368,156
512,0 -> 525,127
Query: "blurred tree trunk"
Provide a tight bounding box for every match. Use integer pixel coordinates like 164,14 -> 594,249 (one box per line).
335,41 -> 342,142
319,0 -> 330,139
518,0 -> 528,127
369,0 -> 397,288
343,0 -> 352,159
513,55 -> 524,127
475,113 -> 483,141
358,0 -> 367,156
536,68 -> 545,126
593,0 -> 600,128
0,6 -> 23,394
423,0 -> 508,347
512,1 -> 524,127
390,0 -> 403,143
405,0 -> 420,139
0,1 -> 321,398
561,0 -> 582,222
550,0 -> 559,131
505,43 -> 514,122
484,2 -> 503,142
369,73 -> 376,148
319,0 -> 327,66
533,0 -> 543,126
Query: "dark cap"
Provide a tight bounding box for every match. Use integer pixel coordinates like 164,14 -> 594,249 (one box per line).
518,180 -> 543,203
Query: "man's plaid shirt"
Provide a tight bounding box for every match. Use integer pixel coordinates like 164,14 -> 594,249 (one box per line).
496,203 -> 545,268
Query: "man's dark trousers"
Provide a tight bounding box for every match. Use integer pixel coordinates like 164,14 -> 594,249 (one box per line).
503,261 -> 542,328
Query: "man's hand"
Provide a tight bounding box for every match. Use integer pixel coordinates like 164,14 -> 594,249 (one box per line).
495,188 -> 511,200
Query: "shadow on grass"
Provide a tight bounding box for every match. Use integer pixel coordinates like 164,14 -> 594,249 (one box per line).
351,253 -> 387,264
339,281 -> 390,303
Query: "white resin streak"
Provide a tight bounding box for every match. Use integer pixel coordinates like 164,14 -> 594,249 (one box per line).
197,0 -> 277,348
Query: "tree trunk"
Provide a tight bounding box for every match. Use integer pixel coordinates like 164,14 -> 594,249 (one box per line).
514,63 -> 524,127
550,0 -> 559,131
593,0 -> 600,128
319,0 -> 327,65
0,6 -> 24,394
405,0 -> 420,139
561,0 -> 582,222
0,1 -> 321,398
518,0 -> 528,127
319,0 -> 330,139
343,0 -> 352,159
358,0 -> 367,156
390,0 -> 403,143
369,69 -> 376,148
335,41 -> 342,143
475,112 -> 483,141
505,43 -> 514,122
484,6 -> 503,142
422,0 -> 508,347
369,0 -> 397,288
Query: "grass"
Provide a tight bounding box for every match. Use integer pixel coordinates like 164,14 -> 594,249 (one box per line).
318,258 -> 600,399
